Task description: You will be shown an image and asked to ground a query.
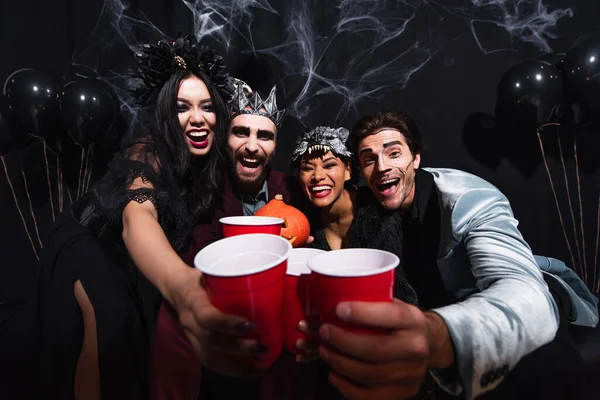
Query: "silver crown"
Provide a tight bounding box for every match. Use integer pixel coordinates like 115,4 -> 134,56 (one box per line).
229,83 -> 286,127
231,78 -> 253,96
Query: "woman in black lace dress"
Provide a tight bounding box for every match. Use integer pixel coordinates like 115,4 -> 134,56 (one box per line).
290,126 -> 434,399
34,36 -> 234,400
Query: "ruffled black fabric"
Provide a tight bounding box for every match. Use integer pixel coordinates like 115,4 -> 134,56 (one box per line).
72,137 -> 193,253
309,186 -> 419,306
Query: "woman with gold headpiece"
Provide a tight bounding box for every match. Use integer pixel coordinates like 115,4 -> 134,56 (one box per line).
34,35 -> 246,399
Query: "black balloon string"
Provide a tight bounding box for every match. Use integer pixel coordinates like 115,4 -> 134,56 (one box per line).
42,140 -> 56,221
537,122 -> 593,286
0,156 -> 39,261
76,148 -> 82,199
595,182 -> 600,293
537,123 -> 577,273
57,154 -> 63,213
76,146 -> 85,200
66,183 -> 73,206
82,147 -> 90,197
573,137 -> 587,283
83,144 -> 94,195
556,128 -> 582,273
20,167 -> 42,250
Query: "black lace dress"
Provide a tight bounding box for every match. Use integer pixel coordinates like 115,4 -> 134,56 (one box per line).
34,138 -> 193,400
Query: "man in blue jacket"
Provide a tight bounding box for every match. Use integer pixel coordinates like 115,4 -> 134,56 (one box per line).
316,110 -> 598,400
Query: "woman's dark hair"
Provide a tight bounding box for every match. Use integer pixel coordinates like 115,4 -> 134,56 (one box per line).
340,154 -> 360,191
349,110 -> 423,157
152,68 -> 228,222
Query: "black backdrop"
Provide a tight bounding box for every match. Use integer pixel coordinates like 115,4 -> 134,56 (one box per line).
1,0 -> 600,396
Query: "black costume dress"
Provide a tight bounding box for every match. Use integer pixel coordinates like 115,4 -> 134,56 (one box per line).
34,137 -> 193,400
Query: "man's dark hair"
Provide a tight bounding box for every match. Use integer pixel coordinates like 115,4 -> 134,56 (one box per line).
349,110 -> 423,157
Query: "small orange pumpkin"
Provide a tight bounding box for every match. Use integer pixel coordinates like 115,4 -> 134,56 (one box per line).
255,194 -> 310,247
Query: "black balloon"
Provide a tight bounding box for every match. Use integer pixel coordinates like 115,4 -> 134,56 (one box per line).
3,68 -> 59,138
462,113 -> 503,170
539,52 -> 565,65
0,95 -> 32,155
562,32 -> 600,118
63,64 -> 122,111
495,60 -> 564,128
538,52 -> 566,73
57,79 -> 118,147
0,98 -> 13,155
62,64 -> 122,109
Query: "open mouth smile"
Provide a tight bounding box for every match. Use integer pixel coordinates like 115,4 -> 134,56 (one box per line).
187,130 -> 209,148
239,157 -> 262,172
310,184 -> 333,198
375,178 -> 400,197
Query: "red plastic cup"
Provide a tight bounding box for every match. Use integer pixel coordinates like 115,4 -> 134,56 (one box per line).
284,248 -> 325,354
219,216 -> 283,238
307,248 -> 398,334
194,234 -> 292,368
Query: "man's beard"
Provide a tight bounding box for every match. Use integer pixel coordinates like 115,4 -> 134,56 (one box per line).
229,158 -> 265,192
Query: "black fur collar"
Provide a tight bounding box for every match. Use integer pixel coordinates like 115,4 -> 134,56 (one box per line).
310,187 -> 418,306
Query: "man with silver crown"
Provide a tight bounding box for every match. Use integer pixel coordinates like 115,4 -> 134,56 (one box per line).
186,79 -> 308,251
225,81 -> 290,216
149,80 -> 310,400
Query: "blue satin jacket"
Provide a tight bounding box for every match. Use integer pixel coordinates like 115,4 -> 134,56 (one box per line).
421,168 -> 598,399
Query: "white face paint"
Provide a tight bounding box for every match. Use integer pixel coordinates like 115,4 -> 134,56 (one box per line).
357,129 -> 420,211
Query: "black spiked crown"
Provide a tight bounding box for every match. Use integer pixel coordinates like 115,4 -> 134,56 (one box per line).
229,82 -> 286,127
